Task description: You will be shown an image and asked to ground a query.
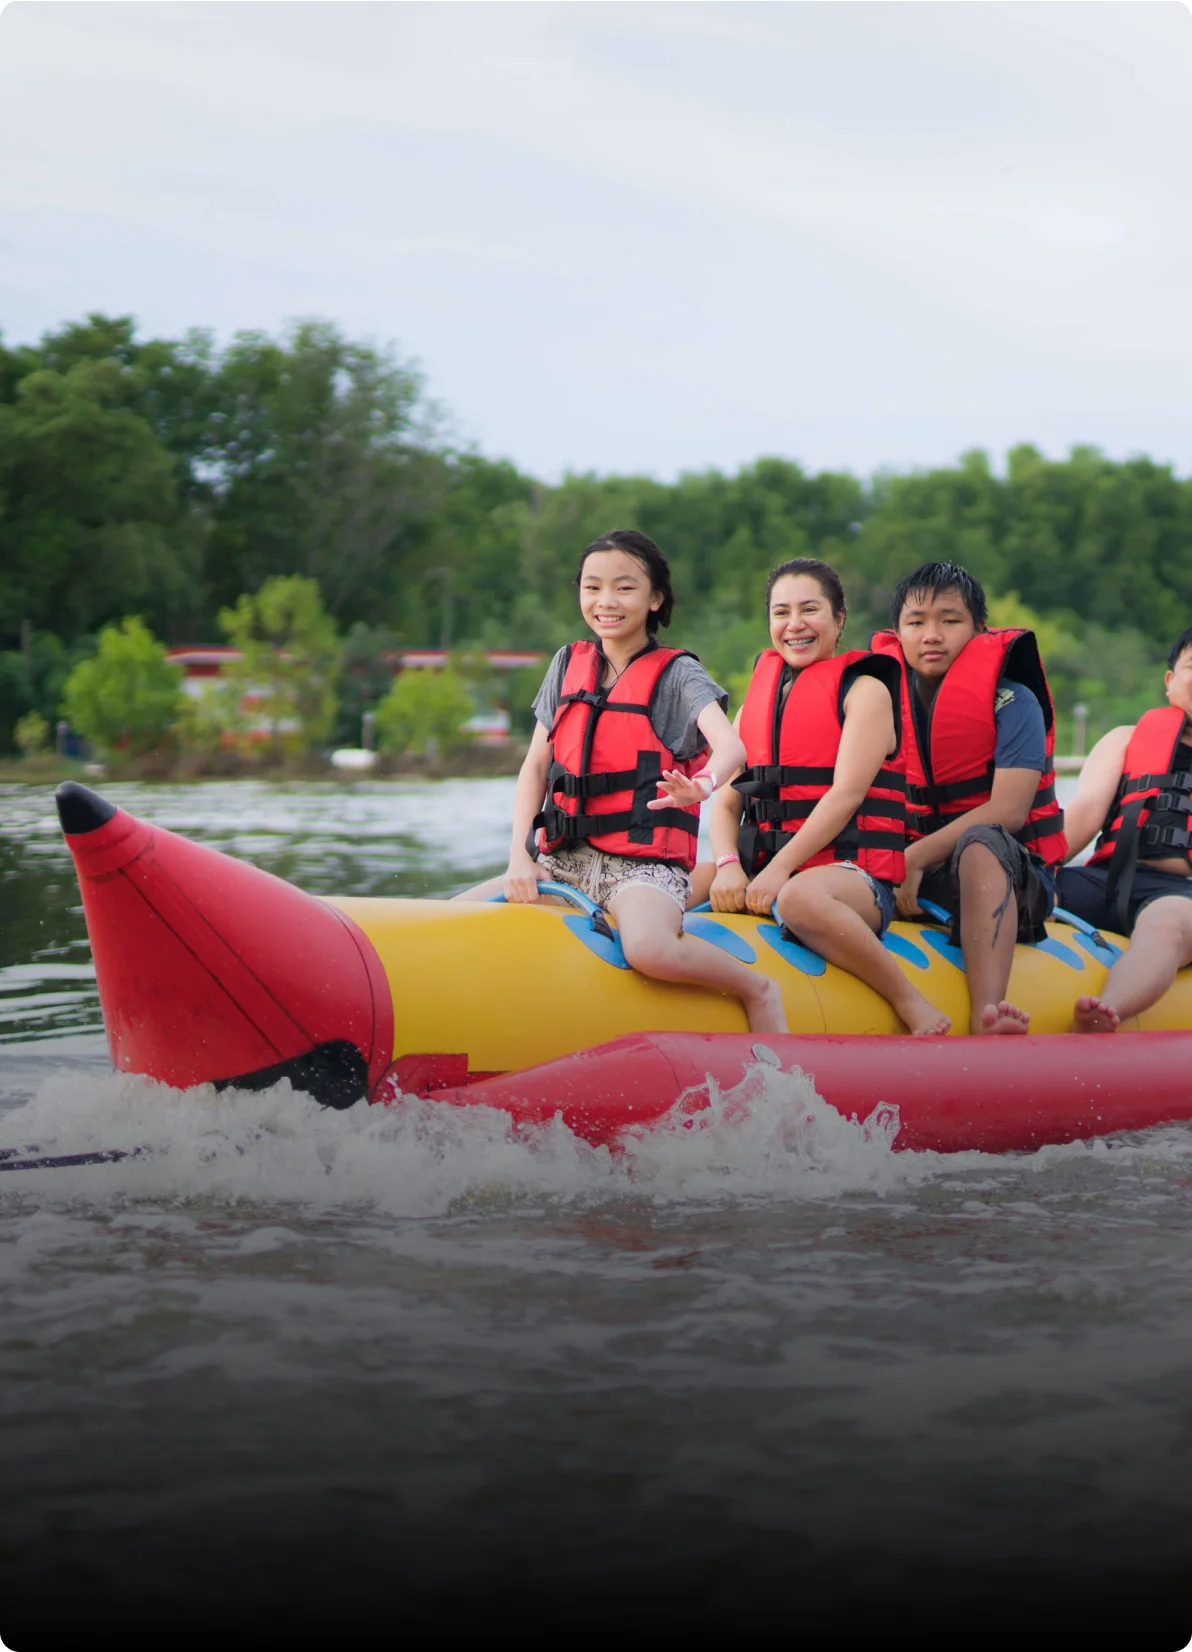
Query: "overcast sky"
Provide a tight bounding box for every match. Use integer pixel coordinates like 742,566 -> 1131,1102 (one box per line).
1,2 -> 1189,483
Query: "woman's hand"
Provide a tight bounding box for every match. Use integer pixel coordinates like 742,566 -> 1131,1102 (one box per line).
709,861 -> 749,913
647,769 -> 711,810
503,852 -> 544,904
894,864 -> 924,919
744,862 -> 790,917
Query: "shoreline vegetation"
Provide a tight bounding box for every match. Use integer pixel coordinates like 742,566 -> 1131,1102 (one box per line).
3,311 -> 1190,774
0,746 -> 1091,789
0,743 -> 529,788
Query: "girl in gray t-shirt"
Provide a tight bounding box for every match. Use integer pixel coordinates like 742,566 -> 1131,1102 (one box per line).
454,528 -> 787,1034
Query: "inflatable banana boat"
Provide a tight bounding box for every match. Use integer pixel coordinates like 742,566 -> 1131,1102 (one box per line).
54,782 -> 1192,1156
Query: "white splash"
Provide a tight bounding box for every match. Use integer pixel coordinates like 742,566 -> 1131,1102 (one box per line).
2,1055 -> 1185,1220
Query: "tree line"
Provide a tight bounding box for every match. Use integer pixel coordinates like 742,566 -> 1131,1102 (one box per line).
2,311 -> 1190,758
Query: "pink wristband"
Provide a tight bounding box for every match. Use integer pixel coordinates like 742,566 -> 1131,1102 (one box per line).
716,853 -> 741,868
694,768 -> 717,798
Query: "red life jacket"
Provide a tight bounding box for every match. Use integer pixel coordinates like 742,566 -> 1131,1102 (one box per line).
534,640 -> 709,869
732,649 -> 907,882
1087,706 -> 1192,929
869,629 -> 1067,866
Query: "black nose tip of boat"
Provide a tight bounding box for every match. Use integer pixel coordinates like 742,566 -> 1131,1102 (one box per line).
55,781 -> 118,836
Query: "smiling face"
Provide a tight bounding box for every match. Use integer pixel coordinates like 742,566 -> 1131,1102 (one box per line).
896,585 -> 979,679
578,548 -> 663,648
767,573 -> 845,668
1166,644 -> 1192,720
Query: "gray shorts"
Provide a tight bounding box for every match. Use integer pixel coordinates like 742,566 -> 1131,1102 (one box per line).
537,843 -> 691,912
919,823 -> 1055,945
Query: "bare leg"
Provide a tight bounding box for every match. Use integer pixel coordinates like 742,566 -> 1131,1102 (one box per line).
777,867 -> 950,1037
955,842 -> 1029,1035
609,885 -> 787,1033
1073,897 -> 1192,1031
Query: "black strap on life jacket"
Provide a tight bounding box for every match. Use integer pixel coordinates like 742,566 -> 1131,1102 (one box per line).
531,749 -> 700,854
734,764 -> 839,796
1102,770 -> 1192,932
735,764 -> 907,810
911,768 -> 1062,845
734,762 -> 907,868
907,764 -> 995,809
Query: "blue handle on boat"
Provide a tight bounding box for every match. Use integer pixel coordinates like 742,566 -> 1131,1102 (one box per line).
918,898 -> 953,925
689,901 -> 712,913
488,881 -> 604,918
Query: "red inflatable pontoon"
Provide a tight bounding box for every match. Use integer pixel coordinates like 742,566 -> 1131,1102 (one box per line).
398,1028 -> 1192,1155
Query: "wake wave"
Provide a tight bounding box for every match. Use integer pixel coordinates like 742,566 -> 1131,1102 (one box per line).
0,1058 -> 1183,1217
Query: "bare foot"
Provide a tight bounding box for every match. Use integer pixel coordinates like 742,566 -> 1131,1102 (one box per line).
976,1001 -> 1030,1036
895,990 -> 951,1037
1072,995 -> 1120,1034
745,977 -> 788,1035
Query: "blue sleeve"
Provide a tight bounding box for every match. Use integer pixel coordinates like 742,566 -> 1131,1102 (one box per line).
993,680 -> 1047,773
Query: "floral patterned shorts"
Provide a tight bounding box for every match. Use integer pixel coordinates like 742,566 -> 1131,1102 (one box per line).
537,844 -> 691,913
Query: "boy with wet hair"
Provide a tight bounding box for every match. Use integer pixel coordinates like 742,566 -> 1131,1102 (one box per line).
1057,625 -> 1192,1031
871,562 -> 1067,1035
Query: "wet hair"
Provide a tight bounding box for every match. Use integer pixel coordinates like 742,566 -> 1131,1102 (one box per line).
765,558 -> 846,621
575,529 -> 674,634
891,561 -> 988,629
1168,627 -> 1192,670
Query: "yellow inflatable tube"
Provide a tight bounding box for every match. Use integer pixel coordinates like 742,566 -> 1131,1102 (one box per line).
326,889 -> 1192,1076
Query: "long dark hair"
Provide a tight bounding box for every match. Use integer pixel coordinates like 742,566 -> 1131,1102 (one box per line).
765,557 -> 847,622
574,529 -> 675,635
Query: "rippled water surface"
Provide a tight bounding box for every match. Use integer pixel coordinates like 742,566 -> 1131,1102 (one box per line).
1,779 -> 1190,1641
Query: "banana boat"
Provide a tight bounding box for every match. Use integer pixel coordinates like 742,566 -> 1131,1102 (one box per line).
53,781 -> 1192,1155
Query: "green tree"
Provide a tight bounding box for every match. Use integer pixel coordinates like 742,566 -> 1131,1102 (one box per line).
332,622 -> 402,748
374,666 -> 474,757
0,629 -> 91,754
218,575 -> 339,754
60,616 -> 184,755
0,358 -> 202,641
13,710 -> 48,757
201,321 -> 441,625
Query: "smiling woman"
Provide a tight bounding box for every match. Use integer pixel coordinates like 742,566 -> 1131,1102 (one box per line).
690,556 -> 945,1034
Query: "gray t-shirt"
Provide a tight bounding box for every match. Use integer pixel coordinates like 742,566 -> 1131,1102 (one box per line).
532,646 -> 728,763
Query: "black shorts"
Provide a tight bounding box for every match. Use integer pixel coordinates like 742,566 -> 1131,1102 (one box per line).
918,823 -> 1056,946
1056,862 -> 1192,938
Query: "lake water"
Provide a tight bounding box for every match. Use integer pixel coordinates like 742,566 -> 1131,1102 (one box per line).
1,779 -> 1190,1643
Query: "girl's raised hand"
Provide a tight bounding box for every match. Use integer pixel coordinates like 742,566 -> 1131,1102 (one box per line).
647,769 -> 711,810
710,861 -> 749,913
503,852 -> 544,904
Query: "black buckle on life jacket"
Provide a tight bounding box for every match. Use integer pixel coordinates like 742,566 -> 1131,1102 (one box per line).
746,797 -> 817,824
1141,822 -> 1191,851
732,765 -> 782,798
552,768 -> 639,799
1153,790 -> 1192,815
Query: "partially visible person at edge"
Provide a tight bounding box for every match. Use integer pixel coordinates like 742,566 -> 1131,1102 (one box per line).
455,529 -> 787,1034
870,561 -> 1068,1036
1056,625 -> 1192,1033
690,558 -> 951,1037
